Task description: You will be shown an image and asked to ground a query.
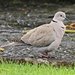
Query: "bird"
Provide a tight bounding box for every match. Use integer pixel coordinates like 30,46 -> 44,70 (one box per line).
21,11 -> 66,52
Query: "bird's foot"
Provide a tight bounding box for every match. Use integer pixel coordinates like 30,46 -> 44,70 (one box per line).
35,47 -> 49,58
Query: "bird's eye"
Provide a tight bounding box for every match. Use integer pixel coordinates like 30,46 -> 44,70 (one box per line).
60,15 -> 62,17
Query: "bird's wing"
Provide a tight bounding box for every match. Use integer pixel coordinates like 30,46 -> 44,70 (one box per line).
27,24 -> 54,46
21,27 -> 37,43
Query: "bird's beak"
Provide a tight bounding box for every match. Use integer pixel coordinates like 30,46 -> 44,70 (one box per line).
65,17 -> 72,25
65,17 -> 70,21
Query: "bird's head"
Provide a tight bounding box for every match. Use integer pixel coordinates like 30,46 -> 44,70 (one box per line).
53,11 -> 66,22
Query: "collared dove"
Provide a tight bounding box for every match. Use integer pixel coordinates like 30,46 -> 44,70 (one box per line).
21,11 -> 66,52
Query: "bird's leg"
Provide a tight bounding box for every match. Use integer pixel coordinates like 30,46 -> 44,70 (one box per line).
37,47 -> 49,57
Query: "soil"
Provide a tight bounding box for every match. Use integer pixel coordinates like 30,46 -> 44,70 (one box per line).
0,3 -> 75,65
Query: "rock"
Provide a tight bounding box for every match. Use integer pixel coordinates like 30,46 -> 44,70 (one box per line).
24,58 -> 33,63
0,15 -> 5,20
0,47 -> 5,52
37,58 -> 49,64
17,16 -> 25,25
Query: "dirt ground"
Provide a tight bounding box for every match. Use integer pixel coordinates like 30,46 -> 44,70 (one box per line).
0,4 -> 75,65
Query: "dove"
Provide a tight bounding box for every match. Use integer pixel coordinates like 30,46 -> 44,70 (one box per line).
21,11 -> 66,51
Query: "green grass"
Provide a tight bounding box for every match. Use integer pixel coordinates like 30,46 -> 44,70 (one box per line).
0,63 -> 75,75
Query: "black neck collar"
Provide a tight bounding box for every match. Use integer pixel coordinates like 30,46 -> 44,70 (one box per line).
52,20 -> 57,23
